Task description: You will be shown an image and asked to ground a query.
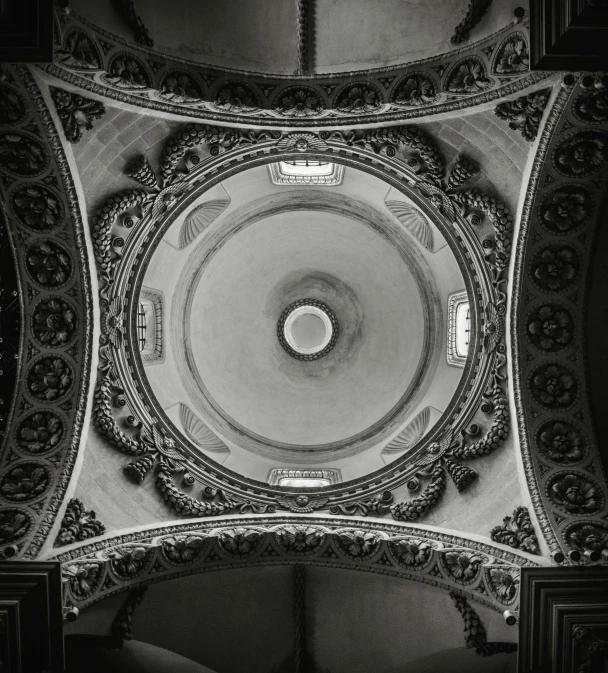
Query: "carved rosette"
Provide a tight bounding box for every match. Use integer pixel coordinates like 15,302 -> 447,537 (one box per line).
48,13 -> 545,126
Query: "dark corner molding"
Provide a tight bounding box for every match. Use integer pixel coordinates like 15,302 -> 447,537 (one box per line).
529,0 -> 608,71
0,0 -> 54,62
518,565 -> 608,673
0,561 -> 65,672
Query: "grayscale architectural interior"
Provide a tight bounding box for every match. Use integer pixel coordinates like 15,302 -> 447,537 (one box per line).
0,1 -> 607,672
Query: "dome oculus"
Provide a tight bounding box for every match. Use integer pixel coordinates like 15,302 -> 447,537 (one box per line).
278,299 -> 338,360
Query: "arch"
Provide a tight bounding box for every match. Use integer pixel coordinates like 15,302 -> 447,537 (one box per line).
52,517 -> 540,615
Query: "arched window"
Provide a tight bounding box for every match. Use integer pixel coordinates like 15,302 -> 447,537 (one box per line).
137,288 -> 164,364
268,160 -> 344,185
268,468 -> 341,487
447,290 -> 470,367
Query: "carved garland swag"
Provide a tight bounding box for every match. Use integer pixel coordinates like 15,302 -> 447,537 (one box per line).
87,120 -> 516,526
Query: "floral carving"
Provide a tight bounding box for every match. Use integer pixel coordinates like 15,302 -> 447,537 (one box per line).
214,82 -> 259,112
388,538 -> 434,567
336,530 -> 380,559
553,131 -> 607,177
392,74 -> 439,107
10,184 -> 63,232
26,357 -> 74,402
527,304 -> 573,352
0,509 -> 31,544
495,89 -> 550,142
50,87 -> 106,143
106,54 -> 150,88
273,87 -> 325,117
55,498 -> 106,546
0,132 -> 48,176
218,528 -> 261,556
336,83 -> 382,114
530,363 -> 577,409
548,473 -> 603,515
536,420 -> 587,464
574,88 -> 608,124
161,535 -> 206,564
26,240 -> 73,287
57,30 -> 102,69
443,551 -> 483,582
32,298 -> 77,347
17,411 -> 64,454
159,72 -> 202,103
0,464 -> 49,502
64,563 -> 103,600
0,85 -> 26,124
490,506 -> 539,554
494,34 -> 529,74
566,523 -> 608,554
488,567 -> 519,602
277,526 -> 324,553
539,185 -> 591,235
530,245 -> 579,293
109,546 -> 152,578
447,59 -> 491,94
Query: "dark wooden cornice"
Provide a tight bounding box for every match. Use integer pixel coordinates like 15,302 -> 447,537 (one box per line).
530,0 -> 608,70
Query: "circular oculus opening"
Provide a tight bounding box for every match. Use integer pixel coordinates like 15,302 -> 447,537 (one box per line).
278,299 -> 338,360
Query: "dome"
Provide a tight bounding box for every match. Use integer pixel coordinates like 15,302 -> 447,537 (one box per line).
138,161 -> 470,483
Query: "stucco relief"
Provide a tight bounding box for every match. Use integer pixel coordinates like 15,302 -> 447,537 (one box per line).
511,75 -> 608,562
47,10 -> 548,127
0,65 -> 94,561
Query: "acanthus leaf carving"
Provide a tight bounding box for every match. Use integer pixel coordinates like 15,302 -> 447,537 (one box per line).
495,89 -> 551,142
56,498 -> 106,547
50,86 -> 106,143
490,506 -> 540,555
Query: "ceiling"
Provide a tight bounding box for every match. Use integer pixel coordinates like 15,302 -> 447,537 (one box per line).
1,3 -> 607,673
65,566 -> 517,673
140,162 -> 465,481
69,0 -> 525,75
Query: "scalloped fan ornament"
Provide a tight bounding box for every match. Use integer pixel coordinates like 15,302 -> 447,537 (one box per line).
178,404 -> 230,458
382,407 -> 431,456
385,200 -> 434,251
178,199 -> 230,248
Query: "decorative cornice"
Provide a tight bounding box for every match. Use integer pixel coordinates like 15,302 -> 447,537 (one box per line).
46,12 -> 549,127
49,517 -> 540,615
0,65 -> 94,561
511,75 -> 608,561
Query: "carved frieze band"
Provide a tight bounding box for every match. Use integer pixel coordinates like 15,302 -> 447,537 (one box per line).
511,77 -> 608,561
0,65 -> 94,561
47,11 -> 548,126
51,518 -> 538,615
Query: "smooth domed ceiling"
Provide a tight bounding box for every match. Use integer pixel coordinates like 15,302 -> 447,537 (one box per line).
69,0 -> 525,75
141,162 -> 469,482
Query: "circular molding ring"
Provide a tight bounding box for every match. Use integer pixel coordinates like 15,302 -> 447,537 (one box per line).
278,299 -> 338,360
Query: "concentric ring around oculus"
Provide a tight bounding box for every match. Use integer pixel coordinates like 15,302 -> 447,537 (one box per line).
277,299 -> 339,360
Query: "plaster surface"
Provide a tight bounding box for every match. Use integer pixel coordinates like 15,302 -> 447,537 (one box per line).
188,209 -> 425,446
